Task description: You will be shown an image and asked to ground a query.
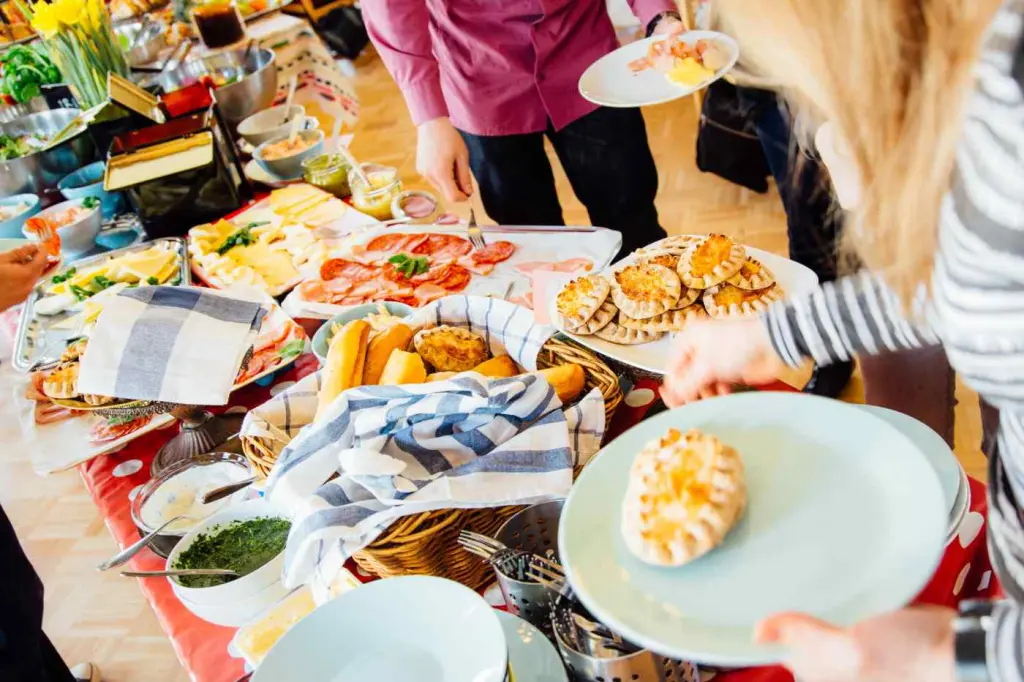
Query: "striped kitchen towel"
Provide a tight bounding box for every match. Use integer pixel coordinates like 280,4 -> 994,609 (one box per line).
244,295 -> 605,590
76,286 -> 266,405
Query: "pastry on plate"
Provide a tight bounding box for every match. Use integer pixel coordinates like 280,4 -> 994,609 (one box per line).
413,325 -> 489,372
566,298 -> 617,336
673,286 -> 700,310
556,275 -> 612,330
702,283 -> 783,318
639,235 -> 701,256
622,428 -> 747,567
42,364 -> 79,400
609,263 -> 682,320
726,258 -> 776,290
593,318 -> 664,345
619,303 -> 708,333
677,234 -> 746,289
635,249 -> 681,271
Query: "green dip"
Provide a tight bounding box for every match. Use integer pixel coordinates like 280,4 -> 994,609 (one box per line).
302,153 -> 352,199
173,517 -> 290,588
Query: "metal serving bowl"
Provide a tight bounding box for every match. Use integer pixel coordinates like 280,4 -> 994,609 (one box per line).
116,19 -> 168,67
152,46 -> 277,124
0,96 -> 50,125
0,108 -> 98,203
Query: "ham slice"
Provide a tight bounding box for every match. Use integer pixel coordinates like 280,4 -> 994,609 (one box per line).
513,258 -> 593,276
413,283 -> 449,306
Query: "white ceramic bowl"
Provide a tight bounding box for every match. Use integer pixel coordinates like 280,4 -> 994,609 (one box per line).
253,576 -> 508,682
253,129 -> 325,180
23,198 -> 101,258
166,499 -> 288,607
178,579 -> 297,628
237,105 -> 319,147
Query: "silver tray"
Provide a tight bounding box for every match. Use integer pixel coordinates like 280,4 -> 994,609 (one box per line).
12,237 -> 191,373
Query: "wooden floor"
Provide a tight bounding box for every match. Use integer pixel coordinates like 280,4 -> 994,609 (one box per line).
0,46 -> 986,680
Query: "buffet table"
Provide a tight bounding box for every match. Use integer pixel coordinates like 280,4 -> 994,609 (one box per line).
75,358 -> 999,682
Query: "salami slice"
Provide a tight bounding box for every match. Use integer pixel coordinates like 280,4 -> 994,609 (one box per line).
470,241 -> 516,265
411,234 -> 472,258
365,233 -> 430,255
90,416 -> 153,444
433,263 -> 472,291
320,259 -> 380,282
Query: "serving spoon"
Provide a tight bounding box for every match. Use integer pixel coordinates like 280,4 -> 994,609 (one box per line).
121,568 -> 238,579
96,514 -> 198,571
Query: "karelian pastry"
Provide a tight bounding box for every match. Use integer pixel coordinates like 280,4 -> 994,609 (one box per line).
676,234 -> 746,289
593,318 -> 664,345
618,303 -> 709,333
609,263 -> 681,320
565,298 -> 617,336
702,283 -> 783,319
726,258 -> 776,291
555,275 -> 611,330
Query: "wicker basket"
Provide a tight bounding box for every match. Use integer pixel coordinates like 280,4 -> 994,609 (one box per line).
241,335 -> 622,589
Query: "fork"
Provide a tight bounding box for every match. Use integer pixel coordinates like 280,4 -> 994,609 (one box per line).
458,530 -> 567,579
467,207 -> 486,250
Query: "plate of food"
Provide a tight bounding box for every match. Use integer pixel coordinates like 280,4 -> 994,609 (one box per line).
579,31 -> 739,108
548,234 -> 817,374
559,392 -> 947,666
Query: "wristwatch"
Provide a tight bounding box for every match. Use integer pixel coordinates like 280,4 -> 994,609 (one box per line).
645,10 -> 681,38
955,600 -> 994,682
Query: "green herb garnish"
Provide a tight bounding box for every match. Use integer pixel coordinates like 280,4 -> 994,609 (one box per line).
51,266 -> 76,284
215,221 -> 270,256
103,413 -> 138,426
91,275 -> 114,290
69,284 -> 91,301
147,276 -> 159,285
277,338 -> 304,361
170,276 -> 182,286
173,517 -> 291,588
81,197 -> 101,210
387,253 -> 430,278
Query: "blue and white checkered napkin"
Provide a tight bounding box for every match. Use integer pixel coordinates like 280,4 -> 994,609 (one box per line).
241,296 -> 605,590
76,286 -> 266,405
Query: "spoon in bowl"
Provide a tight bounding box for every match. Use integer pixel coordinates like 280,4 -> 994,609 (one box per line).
279,75 -> 297,127
121,568 -> 239,579
96,514 -> 198,571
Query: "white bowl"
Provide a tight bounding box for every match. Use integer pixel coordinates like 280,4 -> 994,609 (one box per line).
166,499 -> 288,607
237,105 -> 319,147
23,198 -> 101,258
253,576 -> 508,682
179,578 -> 297,628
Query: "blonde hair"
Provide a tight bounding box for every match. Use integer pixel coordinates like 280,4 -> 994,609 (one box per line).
716,0 -> 1001,304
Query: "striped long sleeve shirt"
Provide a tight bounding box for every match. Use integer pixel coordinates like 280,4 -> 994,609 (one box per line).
763,2 -> 1024,679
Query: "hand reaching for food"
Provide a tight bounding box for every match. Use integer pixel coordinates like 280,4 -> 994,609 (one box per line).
660,317 -> 785,406
416,117 -> 473,203
0,244 -> 49,312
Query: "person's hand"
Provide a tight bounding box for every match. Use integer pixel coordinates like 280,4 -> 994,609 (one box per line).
756,607 -> 955,682
660,317 -> 785,406
651,14 -> 684,37
0,244 -> 49,312
416,117 -> 473,203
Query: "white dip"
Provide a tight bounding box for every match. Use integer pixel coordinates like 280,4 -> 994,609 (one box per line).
140,461 -> 250,534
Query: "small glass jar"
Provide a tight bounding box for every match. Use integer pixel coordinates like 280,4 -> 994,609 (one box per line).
348,163 -> 402,221
191,1 -> 247,49
301,153 -> 352,199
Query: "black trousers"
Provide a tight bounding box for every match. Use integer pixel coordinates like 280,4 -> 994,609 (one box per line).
0,504 -> 74,682
459,107 -> 666,260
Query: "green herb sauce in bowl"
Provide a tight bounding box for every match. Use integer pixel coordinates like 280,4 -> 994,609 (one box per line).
173,517 -> 291,588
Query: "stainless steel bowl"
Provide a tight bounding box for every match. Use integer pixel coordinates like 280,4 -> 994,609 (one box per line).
116,19 -> 168,67
0,96 -> 50,126
0,108 -> 98,203
153,46 -> 277,124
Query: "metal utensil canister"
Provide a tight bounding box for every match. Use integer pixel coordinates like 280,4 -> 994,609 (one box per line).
551,591 -> 700,682
493,500 -> 564,635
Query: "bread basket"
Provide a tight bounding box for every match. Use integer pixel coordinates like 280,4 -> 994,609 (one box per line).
242,334 -> 621,589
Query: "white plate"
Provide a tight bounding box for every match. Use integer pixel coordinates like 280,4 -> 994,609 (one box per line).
497,611 -> 567,682
253,576 -> 507,682
946,464 -> 971,546
548,239 -> 818,374
559,392 -> 948,666
579,32 -> 739,108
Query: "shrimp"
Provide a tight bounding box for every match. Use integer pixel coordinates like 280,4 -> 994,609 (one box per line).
23,216 -> 61,261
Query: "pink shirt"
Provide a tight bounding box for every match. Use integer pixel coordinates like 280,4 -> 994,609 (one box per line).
361,0 -> 675,136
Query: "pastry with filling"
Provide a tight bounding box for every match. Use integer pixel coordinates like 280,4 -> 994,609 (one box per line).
726,258 -> 776,290
619,303 -> 708,333
677,234 -> 746,289
638,234 -> 701,256
413,325 -> 489,372
593,317 -> 664,345
702,283 -> 783,319
556,275 -> 611,330
621,428 -> 746,567
635,249 -> 680,271
566,298 -> 617,336
609,263 -> 681,320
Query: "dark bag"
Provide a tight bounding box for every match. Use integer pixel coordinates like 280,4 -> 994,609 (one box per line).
315,5 -> 369,60
695,79 -> 771,193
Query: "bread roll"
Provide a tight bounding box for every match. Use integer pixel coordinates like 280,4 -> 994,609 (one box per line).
317,319 -> 370,419
471,355 -> 518,378
536,364 -> 586,404
379,350 -> 427,386
362,324 -> 414,385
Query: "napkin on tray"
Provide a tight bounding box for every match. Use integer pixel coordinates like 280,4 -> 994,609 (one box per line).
242,296 -> 606,590
76,286 -> 266,406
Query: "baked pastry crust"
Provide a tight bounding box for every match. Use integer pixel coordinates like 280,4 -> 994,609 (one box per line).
593,318 -> 664,345
621,428 -> 747,567
702,283 -> 783,319
619,303 -> 708,333
609,263 -> 681,320
726,258 -> 776,290
677,234 -> 746,289
413,325 -> 489,372
555,275 -> 611,330
673,286 -> 700,310
638,234 -> 701,256
635,249 -> 681,271
565,298 -> 617,336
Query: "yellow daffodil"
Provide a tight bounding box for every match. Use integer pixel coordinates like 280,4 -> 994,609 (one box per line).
52,0 -> 83,27
29,1 -> 60,38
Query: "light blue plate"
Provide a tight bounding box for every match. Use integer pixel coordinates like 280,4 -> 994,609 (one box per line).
0,238 -> 29,252
253,576 -> 507,682
497,611 -> 567,682
310,301 -> 415,364
559,392 -> 947,666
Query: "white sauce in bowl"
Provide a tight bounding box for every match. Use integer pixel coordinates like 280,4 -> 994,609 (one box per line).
140,461 -> 251,534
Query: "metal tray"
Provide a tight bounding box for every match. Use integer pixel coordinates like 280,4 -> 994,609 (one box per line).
12,237 -> 191,373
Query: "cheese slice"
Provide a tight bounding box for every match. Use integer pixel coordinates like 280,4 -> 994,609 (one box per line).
226,241 -> 299,287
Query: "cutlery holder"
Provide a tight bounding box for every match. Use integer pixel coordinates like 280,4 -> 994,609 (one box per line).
551,592 -> 699,682
493,500 -> 564,636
